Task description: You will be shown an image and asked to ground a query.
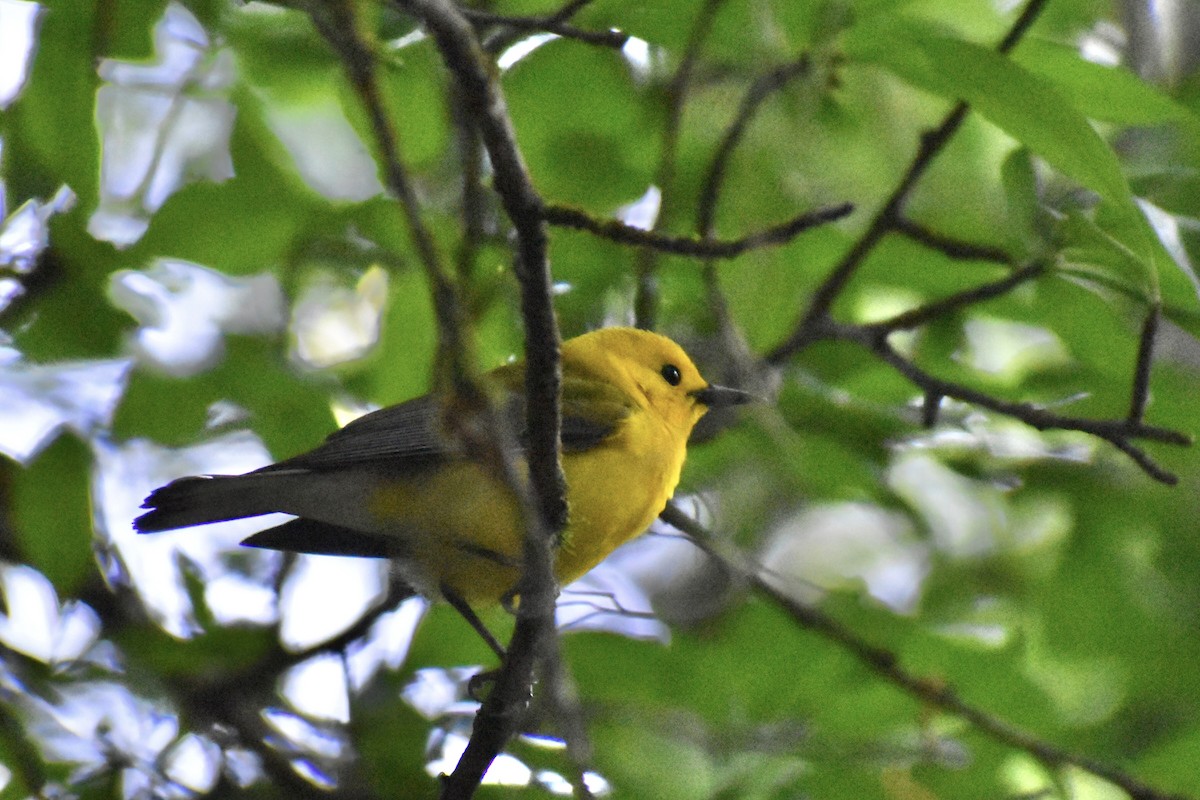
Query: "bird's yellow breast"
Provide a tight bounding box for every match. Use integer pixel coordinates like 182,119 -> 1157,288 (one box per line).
367,406 -> 690,604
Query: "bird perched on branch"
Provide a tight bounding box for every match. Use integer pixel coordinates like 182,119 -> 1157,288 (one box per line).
136,327 -> 751,651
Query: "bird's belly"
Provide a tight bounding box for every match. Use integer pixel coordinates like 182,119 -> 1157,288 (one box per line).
362,436 -> 684,604
367,462 -> 524,603
554,436 -> 685,586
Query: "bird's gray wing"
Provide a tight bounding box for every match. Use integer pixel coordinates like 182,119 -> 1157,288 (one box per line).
259,393 -> 449,474
258,366 -> 634,474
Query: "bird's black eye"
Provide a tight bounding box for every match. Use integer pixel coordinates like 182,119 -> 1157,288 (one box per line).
661,364 -> 682,386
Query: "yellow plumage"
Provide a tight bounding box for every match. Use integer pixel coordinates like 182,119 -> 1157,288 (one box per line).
136,327 -> 749,606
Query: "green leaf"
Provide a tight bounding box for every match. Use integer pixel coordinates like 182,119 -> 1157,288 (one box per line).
843,16 -> 1131,204
1000,146 -> 1040,253
102,0 -> 169,59
113,337 -> 335,458
1056,209 -> 1157,301
504,41 -> 656,210
1013,37 -> 1200,130
11,436 -> 95,595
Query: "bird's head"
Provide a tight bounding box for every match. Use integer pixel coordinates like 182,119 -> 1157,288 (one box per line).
563,328 -> 753,433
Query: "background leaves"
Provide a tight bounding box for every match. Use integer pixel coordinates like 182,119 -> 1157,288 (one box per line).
3,0 -> 1200,798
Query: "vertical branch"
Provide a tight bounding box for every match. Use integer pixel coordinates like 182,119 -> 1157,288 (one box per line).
1128,302 -> 1160,423
397,2 -> 572,797
634,0 -> 726,329
403,0 -> 564,529
450,84 -> 488,287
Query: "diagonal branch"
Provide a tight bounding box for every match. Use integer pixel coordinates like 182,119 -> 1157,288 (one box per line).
863,261 -> 1046,334
892,216 -> 1014,264
695,54 -> 813,238
660,504 -> 1196,800
765,100 -> 970,363
308,1 -> 471,387
766,0 -> 1052,364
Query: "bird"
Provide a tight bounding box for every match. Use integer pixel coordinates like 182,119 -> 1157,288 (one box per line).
135,327 -> 751,652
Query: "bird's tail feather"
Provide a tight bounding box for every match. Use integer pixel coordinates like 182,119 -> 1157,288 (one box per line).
134,474 -> 286,533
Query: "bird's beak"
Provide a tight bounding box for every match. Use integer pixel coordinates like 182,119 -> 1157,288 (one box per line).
691,384 -> 756,408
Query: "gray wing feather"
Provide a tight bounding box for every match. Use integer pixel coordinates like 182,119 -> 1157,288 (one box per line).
257,377 -> 630,475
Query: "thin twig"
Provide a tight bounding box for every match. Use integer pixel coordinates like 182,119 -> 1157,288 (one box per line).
461,8 -> 629,50
696,54 -> 812,238
1128,302 -> 1159,424
307,1 -> 473,389
544,202 -> 854,258
835,326 -> 1191,484
997,0 -> 1049,53
660,504 -> 1196,800
858,332 -> 1190,445
893,217 -> 1014,264
480,0 -> 597,54
1107,437 -> 1178,484
766,0 -> 1052,364
635,0 -> 726,329
863,261 -> 1046,334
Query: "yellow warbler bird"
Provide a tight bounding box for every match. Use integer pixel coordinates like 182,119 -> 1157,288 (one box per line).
136,327 -> 750,637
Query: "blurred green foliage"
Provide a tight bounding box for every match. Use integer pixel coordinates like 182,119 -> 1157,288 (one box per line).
3,0 -> 1200,798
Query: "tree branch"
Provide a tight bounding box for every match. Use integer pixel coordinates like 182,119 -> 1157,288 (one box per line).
307,1 -> 472,389
660,504 -> 1196,800
308,11 -> 565,791
395,2 -> 569,797
479,0 -> 598,54
544,202 -> 853,258
403,0 -> 565,530
766,0 -> 1052,364
892,216 -> 1014,264
862,261 -> 1046,334
834,325 -> 1192,483
461,8 -> 629,50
